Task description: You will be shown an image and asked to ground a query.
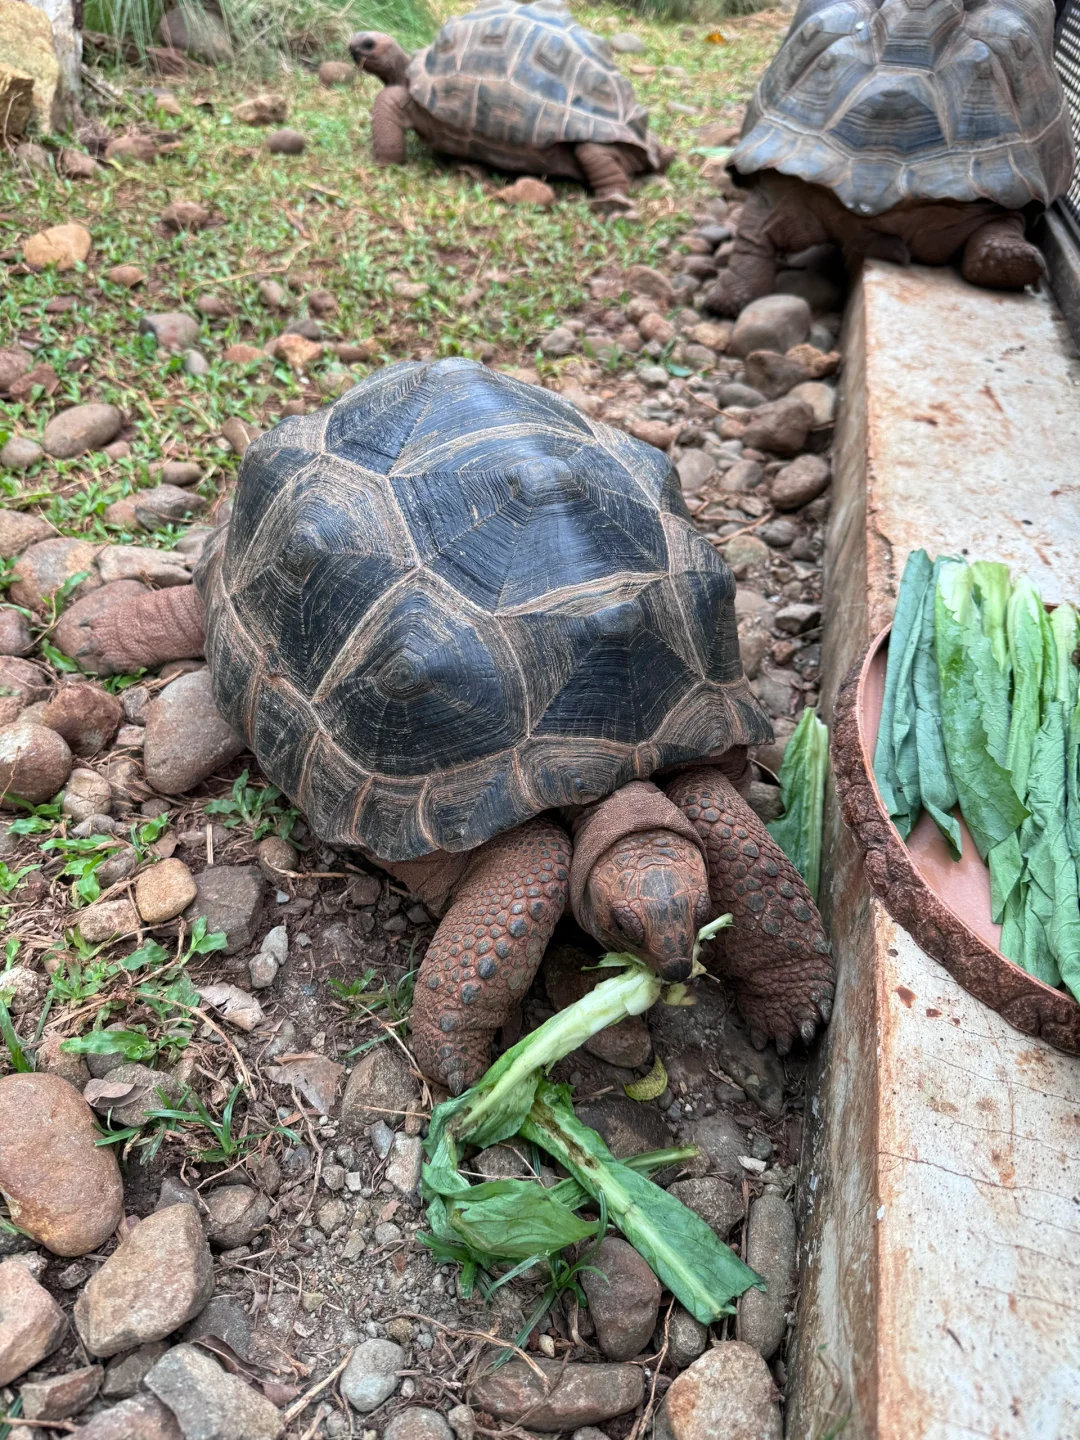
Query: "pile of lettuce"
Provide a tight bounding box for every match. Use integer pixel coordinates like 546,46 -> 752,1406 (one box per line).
418,939 -> 764,1335
874,551 -> 1080,999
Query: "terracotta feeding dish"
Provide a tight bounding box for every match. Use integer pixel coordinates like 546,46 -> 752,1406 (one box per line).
832,626 -> 1080,1054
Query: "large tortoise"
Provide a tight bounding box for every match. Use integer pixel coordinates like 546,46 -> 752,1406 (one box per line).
78,359 -> 833,1093
704,0 -> 1075,314
348,0 -> 674,211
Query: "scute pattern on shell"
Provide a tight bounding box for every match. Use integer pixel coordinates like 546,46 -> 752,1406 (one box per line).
197,358 -> 770,862
730,0 -> 1074,215
406,0 -> 651,154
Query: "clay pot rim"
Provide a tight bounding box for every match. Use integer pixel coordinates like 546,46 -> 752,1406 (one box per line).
836,624 -> 1080,1053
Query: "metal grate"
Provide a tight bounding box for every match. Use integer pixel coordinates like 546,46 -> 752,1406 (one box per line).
1056,0 -> 1080,243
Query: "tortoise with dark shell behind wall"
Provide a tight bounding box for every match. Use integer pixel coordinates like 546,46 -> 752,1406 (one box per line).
704,0 -> 1075,314
348,0 -> 674,211
74,359 -> 833,1093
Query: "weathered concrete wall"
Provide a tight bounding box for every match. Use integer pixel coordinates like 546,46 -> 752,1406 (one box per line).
789,262 -> 1080,1440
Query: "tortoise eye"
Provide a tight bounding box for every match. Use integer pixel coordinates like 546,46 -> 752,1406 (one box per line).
612,903 -> 645,946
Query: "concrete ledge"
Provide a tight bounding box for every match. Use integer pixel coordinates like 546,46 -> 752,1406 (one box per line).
789,262 -> 1080,1440
1040,208 -> 1080,354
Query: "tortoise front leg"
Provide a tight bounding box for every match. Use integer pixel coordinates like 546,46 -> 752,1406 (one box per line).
410,819 -> 571,1093
666,767 -> 834,1054
370,85 -> 412,165
77,585 -> 206,675
961,214 -> 1044,291
576,143 -> 634,213
702,184 -> 781,316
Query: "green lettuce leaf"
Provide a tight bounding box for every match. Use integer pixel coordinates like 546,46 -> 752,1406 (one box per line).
767,707 -> 828,901
935,562 -> 1028,862
519,1080 -> 763,1324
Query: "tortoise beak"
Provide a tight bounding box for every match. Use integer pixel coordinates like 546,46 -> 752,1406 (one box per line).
657,954 -> 693,982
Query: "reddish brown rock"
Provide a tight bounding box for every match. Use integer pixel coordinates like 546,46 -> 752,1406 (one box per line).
10,537 -> 101,611
104,135 -> 157,163
24,224 -> 92,271
0,1073 -> 124,1256
0,721 -> 73,806
74,1205 -> 215,1357
0,1259 -> 66,1385
493,176 -> 555,206
20,1363 -> 103,1420
655,1342 -> 781,1440
41,681 -> 123,756
74,1393 -> 183,1440
579,1238 -> 661,1360
42,405 -> 122,461
471,1360 -> 644,1431
161,199 -> 209,232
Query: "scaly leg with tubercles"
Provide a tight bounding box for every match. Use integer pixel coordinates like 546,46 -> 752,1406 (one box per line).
410,820 -> 572,1094
667,767 -> 834,1053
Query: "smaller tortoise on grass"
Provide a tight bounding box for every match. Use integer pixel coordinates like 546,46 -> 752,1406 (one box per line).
705,0 -> 1075,315
75,360 -> 832,1093
349,0 -> 674,212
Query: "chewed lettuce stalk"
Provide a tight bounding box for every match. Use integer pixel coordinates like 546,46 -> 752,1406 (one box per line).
520,1079 -> 763,1323
419,919 -> 763,1318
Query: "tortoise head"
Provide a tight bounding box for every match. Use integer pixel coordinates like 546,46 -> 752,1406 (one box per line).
581,829 -> 712,984
348,31 -> 410,85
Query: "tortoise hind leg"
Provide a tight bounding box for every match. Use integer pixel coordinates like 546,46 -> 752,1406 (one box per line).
410,819 -> 571,1093
666,767 -> 834,1054
576,143 -> 635,214
961,214 -> 1044,291
371,85 -> 411,165
78,586 -> 206,675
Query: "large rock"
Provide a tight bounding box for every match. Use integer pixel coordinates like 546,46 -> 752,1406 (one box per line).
667,1176 -> 744,1237
340,1339 -> 405,1413
729,295 -> 811,358
140,314 -> 199,354
0,1258 -> 66,1385
143,669 -> 244,793
743,349 -> 811,400
0,721 -> 72,807
623,265 -> 674,306
42,403 -> 120,459
0,0 -> 61,130
20,1363 -> 102,1421
383,1410 -> 453,1440
737,1192 -> 796,1358
340,1042 -> 420,1132
0,655 -> 50,722
183,866 -> 264,954
134,486 -> 208,531
681,1112 -> 750,1180
0,1074 -> 124,1256
135,858 -> 197,924
10,537 -> 101,611
75,1394 -> 182,1440
78,897 -> 140,943
579,1238 -> 660,1360
471,1360 -> 644,1432
203,1184 -> 271,1248
739,396 -> 815,457
41,681 -> 122,756
0,435 -> 42,471
769,453 -> 830,511
145,1344 -> 282,1439
573,1096 -> 673,1165
53,581 -> 149,674
74,1204 -> 214,1356
0,509 -> 50,558
653,1342 -> 781,1440
0,608 -> 31,656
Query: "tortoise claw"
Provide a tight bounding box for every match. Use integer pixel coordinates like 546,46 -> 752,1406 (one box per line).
800,1018 -> 817,1044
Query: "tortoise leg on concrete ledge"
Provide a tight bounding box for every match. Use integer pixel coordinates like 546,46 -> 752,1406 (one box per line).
82,585 -> 207,675
576,143 -> 634,212
960,214 -> 1045,291
370,85 -> 411,165
667,767 -> 834,1054
410,819 -> 571,1094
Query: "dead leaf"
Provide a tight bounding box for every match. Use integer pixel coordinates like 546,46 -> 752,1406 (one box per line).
9,364 -> 60,400
705,30 -> 728,43
84,1079 -> 139,1107
267,1056 -> 344,1115
197,983 -> 265,1032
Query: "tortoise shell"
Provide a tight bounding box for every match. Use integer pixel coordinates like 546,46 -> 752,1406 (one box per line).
405,0 -> 652,157
730,0 -> 1075,216
196,359 -> 770,863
